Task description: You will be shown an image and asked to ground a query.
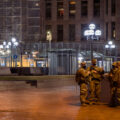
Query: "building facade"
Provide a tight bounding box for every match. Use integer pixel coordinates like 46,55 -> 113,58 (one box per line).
0,0 -> 119,44
0,0 -> 120,74
41,0 -> 120,43
0,0 -> 42,43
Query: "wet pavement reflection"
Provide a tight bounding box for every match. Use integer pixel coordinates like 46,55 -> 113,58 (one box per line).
0,79 -> 119,120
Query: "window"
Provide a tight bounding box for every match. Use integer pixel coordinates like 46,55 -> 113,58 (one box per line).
28,1 -> 40,8
57,25 -> 63,41
94,0 -> 100,17
106,22 -> 108,40
28,10 -> 40,17
81,0 -> 88,17
69,1 -> 76,18
28,18 -> 40,26
28,27 -> 40,34
69,24 -> 75,41
57,1 -> 64,19
106,0 -> 108,15
111,0 -> 116,16
81,24 -> 88,40
46,25 -> 52,33
45,0 -> 52,19
111,22 -> 115,39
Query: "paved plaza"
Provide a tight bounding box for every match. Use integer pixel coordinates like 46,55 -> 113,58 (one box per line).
0,77 -> 119,120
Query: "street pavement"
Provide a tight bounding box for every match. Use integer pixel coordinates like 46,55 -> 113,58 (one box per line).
0,77 -> 119,120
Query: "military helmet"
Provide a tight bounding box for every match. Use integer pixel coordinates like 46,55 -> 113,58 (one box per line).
81,62 -> 86,67
112,62 -> 117,66
92,59 -> 97,65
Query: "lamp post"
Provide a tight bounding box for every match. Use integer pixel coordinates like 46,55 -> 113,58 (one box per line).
8,37 -> 19,67
46,31 -> 52,51
105,41 -> 116,68
46,31 -> 52,75
84,23 -> 102,60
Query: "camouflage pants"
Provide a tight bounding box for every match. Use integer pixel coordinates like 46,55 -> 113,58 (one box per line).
80,83 -> 88,104
116,88 -> 120,104
89,80 -> 101,102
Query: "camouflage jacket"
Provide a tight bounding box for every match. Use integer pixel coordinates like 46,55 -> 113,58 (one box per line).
87,65 -> 104,81
76,68 -> 90,85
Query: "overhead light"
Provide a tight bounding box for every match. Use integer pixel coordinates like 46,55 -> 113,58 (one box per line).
108,41 -> 113,45
12,37 -> 16,43
95,30 -> 102,36
3,41 -> 6,45
105,45 -> 109,48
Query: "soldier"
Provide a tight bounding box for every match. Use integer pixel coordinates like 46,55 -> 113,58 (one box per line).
109,62 -> 118,107
87,59 -> 104,104
109,62 -> 118,89
76,62 -> 90,105
109,62 -> 117,84
112,61 -> 120,106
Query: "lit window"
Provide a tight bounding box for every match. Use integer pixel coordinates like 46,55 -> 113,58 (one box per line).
57,1 -> 64,18
69,1 -> 76,18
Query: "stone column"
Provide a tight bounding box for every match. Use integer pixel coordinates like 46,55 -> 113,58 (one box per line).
52,0 -> 57,21
116,0 -> 120,41
88,0 -> 93,21
63,0 -> 69,42
51,0 -> 57,41
75,0 -> 80,42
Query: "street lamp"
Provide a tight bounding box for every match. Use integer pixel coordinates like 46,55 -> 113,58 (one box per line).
105,41 -> 116,69
8,38 -> 19,67
0,38 -> 19,67
46,31 -> 52,51
84,23 -> 102,60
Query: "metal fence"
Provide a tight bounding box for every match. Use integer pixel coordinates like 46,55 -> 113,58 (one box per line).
0,42 -> 120,75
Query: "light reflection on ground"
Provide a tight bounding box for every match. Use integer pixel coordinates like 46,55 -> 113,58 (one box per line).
0,80 -> 119,120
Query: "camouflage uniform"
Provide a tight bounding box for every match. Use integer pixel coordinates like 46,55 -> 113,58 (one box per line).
87,59 -> 104,103
109,62 -> 118,95
76,62 -> 90,105
113,62 -> 120,105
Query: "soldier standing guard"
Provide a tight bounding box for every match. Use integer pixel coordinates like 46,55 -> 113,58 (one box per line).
87,59 -> 104,104
76,62 -> 90,106
109,62 -> 118,107
113,61 -> 120,106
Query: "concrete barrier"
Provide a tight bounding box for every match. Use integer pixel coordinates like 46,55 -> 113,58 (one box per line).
30,68 -> 42,75
0,67 -> 11,75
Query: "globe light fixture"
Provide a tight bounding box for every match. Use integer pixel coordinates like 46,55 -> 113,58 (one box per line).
95,30 -> 102,36
0,45 -> 3,49
89,30 -> 94,35
105,40 -> 116,69
6,45 -> 9,49
14,42 -> 19,46
12,37 -> 16,43
105,45 -> 109,49
84,23 -> 102,60
111,44 -> 116,49
105,41 -> 115,49
84,30 -> 89,36
108,41 -> 113,45
89,24 -> 96,30
8,42 -> 12,46
3,41 -> 6,45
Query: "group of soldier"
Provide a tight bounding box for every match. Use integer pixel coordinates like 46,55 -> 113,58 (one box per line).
76,59 -> 120,106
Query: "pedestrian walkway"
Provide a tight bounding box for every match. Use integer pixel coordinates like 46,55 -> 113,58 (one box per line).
0,78 -> 119,120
